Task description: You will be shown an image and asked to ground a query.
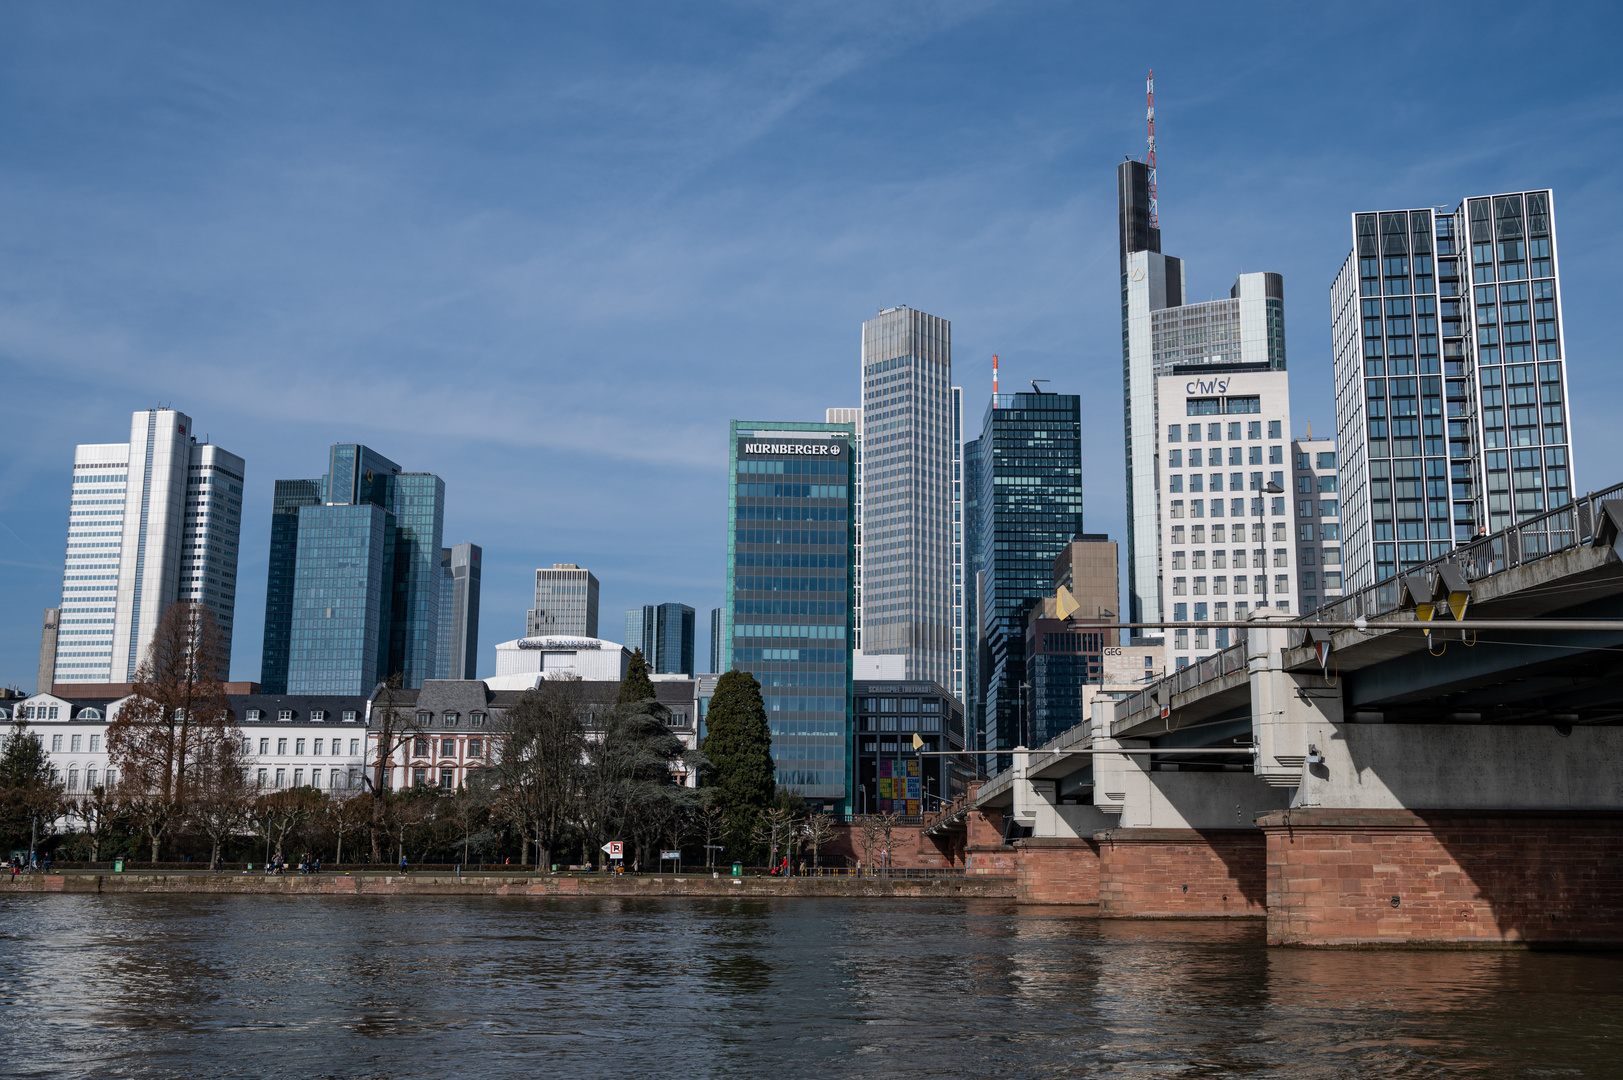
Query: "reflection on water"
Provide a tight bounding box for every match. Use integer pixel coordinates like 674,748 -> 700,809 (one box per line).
0,894 -> 1619,1078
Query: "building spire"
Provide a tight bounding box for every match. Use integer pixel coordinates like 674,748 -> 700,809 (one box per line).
1146,70 -> 1158,231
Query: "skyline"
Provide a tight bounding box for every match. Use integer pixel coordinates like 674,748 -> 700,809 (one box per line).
4,3 -> 1623,687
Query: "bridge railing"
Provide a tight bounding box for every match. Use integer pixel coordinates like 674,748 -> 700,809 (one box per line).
1307,480 -> 1623,624
1118,637 -> 1247,720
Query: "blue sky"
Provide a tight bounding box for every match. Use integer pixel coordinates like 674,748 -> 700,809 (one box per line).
3,2 -> 1621,687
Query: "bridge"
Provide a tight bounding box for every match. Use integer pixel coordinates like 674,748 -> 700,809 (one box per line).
955,486 -> 1623,946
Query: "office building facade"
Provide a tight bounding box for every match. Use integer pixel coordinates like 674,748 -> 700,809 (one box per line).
435,543 -> 481,680
1158,371 -> 1296,668
260,479 -> 322,692
626,603 -> 696,675
272,444 -> 446,695
1025,536 -> 1119,747
962,435 -> 983,756
973,392 -> 1085,765
1331,191 -> 1573,590
1292,436 -> 1343,612
825,407 -> 864,650
51,408 -> 244,687
859,307 -> 955,688
853,680 -> 966,817
724,420 -> 855,808
528,564 -> 599,638
1119,159 -> 1288,635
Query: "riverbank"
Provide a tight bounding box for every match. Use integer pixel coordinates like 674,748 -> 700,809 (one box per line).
0,871 -> 1017,900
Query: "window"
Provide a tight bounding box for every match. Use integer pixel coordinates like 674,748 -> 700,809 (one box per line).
70,734 -> 82,752
1268,421 -> 1281,439
1168,425 -> 1182,442
67,768 -> 79,791
246,709 -> 262,721
259,738 -> 270,755
441,738 -> 456,757
343,710 -> 357,722
257,769 -> 268,788
1317,452 -> 1336,469
1324,572 -> 1343,590
413,768 -> 427,787
1275,575 -> 1290,592
440,769 -> 454,789
313,739 -> 324,755
471,713 -> 486,728
414,737 -> 429,756
1248,421 -> 1262,440
1323,547 -> 1341,565
350,739 -> 360,755
1269,446 -> 1283,465
278,710 -> 293,722
444,713 -> 459,728
293,769 -> 303,787
51,735 -> 62,751
1173,577 -> 1187,596
1300,547 -> 1316,565
275,768 -> 286,788
468,739 -> 483,758
310,710 -> 326,722
417,712 -> 432,725
295,739 -> 305,756
89,735 -> 99,753
276,738 -> 287,755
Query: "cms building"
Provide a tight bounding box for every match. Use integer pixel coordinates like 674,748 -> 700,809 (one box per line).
723,422 -> 855,814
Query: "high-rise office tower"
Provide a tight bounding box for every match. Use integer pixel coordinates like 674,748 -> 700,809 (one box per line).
973,391 -> 1084,768
435,543 -> 481,680
825,407 -> 864,650
1118,159 -> 1287,634
1291,433 -> 1342,613
260,479 -> 321,692
859,307 -> 954,687
725,419 -> 855,810
950,386 -> 965,702
625,602 -> 696,674
1158,371 -> 1297,669
51,408 -> 244,687
962,434 -> 983,756
1026,535 -> 1119,746
527,564 -> 598,637
1331,191 -> 1573,590
270,444 -> 445,695
709,607 -> 723,674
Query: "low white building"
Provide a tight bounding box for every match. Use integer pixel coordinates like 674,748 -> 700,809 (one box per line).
487,635 -> 630,689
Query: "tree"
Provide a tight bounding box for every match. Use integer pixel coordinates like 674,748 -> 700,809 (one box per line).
697,800 -> 727,868
324,790 -> 371,866
751,805 -> 798,873
618,649 -> 656,704
803,812 -> 836,873
189,743 -> 253,868
67,786 -> 121,863
365,675 -> 426,863
855,815 -> 882,876
106,602 -> 240,861
252,787 -> 326,862
0,718 -> 65,862
489,677 -> 587,870
699,670 -> 775,859
581,698 -> 687,869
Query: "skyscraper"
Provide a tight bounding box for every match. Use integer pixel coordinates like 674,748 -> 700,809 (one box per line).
271,444 -> 446,695
859,306 -> 954,687
973,391 -> 1084,768
825,407 -> 864,650
625,602 -> 696,674
1119,157 -> 1288,636
1331,191 -> 1573,590
436,543 -> 481,680
51,408 -> 244,687
527,564 -> 598,637
962,434 -> 983,756
260,479 -> 321,693
950,385 -> 965,702
709,607 -> 723,674
725,419 -> 855,809
625,606 -> 650,656
1291,433 -> 1342,613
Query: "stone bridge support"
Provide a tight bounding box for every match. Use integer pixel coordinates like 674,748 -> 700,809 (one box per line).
1261,724 -> 1623,946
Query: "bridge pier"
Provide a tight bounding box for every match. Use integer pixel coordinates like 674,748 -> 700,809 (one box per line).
1096,828 -> 1266,918
1260,723 -> 1623,946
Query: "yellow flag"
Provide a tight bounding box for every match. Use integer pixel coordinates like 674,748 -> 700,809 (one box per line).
1055,585 -> 1079,620
912,733 -> 924,751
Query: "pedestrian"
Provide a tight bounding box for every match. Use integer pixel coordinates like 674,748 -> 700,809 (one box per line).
400,854 -> 408,875
632,857 -> 640,874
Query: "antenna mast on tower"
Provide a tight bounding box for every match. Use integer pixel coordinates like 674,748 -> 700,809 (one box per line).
992,354 -> 999,409
1146,70 -> 1158,230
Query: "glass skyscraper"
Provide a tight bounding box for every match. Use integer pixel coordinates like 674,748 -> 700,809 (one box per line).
268,444 -> 446,695
527,564 -> 598,637
725,419 -> 855,809
973,392 -> 1084,771
859,307 -> 954,687
625,602 -> 696,675
1332,191 -> 1574,589
260,479 -> 321,692
435,543 -> 481,680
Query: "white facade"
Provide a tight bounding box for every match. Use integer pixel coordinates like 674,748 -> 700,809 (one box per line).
858,306 -> 955,688
1292,436 -> 1344,612
52,409 -> 244,687
489,635 -> 631,688
825,406 -> 864,652
1156,370 -> 1296,670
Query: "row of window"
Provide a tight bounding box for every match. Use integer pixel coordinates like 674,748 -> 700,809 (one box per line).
1167,471 -> 1283,493
1171,549 -> 1289,570
243,707 -> 360,723
253,737 -> 362,757
1167,420 -> 1282,442
1298,499 -> 1340,518
1168,497 -> 1287,518
1170,599 -> 1290,621
411,736 -> 484,759
1169,523 -> 1287,544
1170,575 -> 1292,596
1168,445 -> 1283,467
412,711 -> 487,728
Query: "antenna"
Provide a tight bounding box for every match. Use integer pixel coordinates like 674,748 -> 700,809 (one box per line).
1031,379 -> 1051,394
992,355 -> 999,408
1146,70 -> 1158,231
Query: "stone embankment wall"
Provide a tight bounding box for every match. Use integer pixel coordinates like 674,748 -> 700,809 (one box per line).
1,872 -> 1016,901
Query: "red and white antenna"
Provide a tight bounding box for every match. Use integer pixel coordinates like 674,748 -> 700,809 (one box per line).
992,354 -> 1000,408
1146,70 -> 1158,230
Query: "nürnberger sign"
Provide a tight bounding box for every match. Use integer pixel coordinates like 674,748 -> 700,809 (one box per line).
742,442 -> 841,456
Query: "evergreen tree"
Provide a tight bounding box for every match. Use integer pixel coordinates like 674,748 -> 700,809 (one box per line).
618,649 -> 656,704
0,718 -> 64,855
699,670 -> 775,857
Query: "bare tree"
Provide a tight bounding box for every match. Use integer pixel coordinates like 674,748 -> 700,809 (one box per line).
751,805 -> 798,873
252,787 -> 326,863
324,789 -> 370,865
697,801 -> 727,868
67,786 -> 120,863
489,677 -> 585,870
855,815 -> 883,876
803,812 -> 836,873
876,811 -> 901,873
365,675 -> 425,863
189,740 -> 252,868
106,603 -> 240,861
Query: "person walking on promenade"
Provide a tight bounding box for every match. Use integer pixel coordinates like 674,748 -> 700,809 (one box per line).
400,854 -> 408,875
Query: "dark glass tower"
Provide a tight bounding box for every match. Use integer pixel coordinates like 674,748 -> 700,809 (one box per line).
272,444 -> 446,695
436,543 -> 481,680
260,479 -> 321,693
974,392 -> 1085,771
725,420 -> 856,809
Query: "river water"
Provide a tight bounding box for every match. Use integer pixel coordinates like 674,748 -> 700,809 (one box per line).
0,894 -> 1619,1078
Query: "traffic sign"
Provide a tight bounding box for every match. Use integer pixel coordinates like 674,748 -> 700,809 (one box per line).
602,841 -> 624,859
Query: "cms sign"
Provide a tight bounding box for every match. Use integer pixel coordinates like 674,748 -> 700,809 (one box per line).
1185,377 -> 1231,395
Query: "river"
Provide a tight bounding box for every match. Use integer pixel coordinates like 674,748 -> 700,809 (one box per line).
0,894 -> 1619,1078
